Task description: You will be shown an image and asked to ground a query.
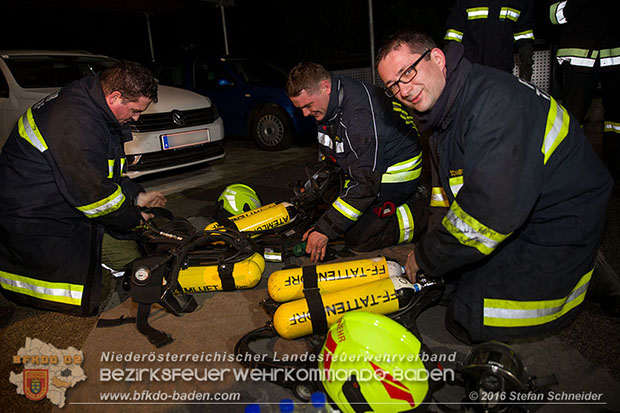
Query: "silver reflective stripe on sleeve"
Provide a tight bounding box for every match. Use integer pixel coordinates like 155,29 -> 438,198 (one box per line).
18,108 -> 48,153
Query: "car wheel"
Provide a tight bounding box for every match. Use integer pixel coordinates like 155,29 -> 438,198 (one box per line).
250,105 -> 294,151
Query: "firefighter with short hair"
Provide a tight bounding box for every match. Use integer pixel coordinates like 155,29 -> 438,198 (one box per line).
377,30 -> 613,342
286,62 -> 426,262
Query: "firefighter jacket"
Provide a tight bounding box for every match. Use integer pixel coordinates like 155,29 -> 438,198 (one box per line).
549,0 -> 620,72
444,0 -> 535,73
415,43 -> 613,342
0,74 -> 145,316
314,75 -> 422,244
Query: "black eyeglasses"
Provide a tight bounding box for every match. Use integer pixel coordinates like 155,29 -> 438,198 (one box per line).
384,49 -> 431,98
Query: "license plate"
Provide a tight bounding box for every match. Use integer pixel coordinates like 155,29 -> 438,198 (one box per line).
161,129 -> 210,150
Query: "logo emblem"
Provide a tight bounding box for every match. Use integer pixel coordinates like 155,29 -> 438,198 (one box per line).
171,110 -> 186,127
24,369 -> 48,401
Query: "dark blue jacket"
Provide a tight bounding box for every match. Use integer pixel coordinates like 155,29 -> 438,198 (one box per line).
0,74 -> 144,316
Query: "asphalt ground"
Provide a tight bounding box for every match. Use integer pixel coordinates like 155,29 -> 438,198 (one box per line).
1,103 -> 620,412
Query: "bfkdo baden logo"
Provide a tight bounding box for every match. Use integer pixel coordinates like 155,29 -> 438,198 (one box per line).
24,369 -> 49,401
10,337 -> 87,408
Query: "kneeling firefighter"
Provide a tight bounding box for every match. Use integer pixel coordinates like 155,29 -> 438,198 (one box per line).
285,62 -> 429,263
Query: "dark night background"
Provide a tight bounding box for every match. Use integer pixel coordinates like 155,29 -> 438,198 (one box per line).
2,0 -> 554,73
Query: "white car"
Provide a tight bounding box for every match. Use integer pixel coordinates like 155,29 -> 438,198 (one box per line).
0,50 -> 225,178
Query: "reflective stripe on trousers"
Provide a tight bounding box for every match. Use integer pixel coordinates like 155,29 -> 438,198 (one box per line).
483,269 -> 592,327
0,270 -> 83,306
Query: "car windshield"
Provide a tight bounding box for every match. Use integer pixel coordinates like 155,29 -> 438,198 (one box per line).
3,55 -> 116,88
226,59 -> 287,86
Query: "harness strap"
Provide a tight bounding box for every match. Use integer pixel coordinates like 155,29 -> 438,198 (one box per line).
302,265 -> 328,335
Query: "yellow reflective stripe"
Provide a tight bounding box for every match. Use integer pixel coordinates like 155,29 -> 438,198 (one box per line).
386,153 -> 422,173
18,108 -> 48,153
556,48 -> 597,67
397,204 -> 414,244
483,269 -> 592,327
120,157 -> 127,176
442,200 -> 512,255
107,159 -> 115,179
513,30 -> 535,41
0,270 -> 83,306
605,122 -> 620,134
444,29 -> 463,42
392,102 -> 418,131
467,7 -> 488,19
542,97 -> 570,165
332,197 -> 362,222
430,187 -> 449,207
383,153 -> 422,183
449,175 -> 464,197
381,168 -> 421,183
499,7 -> 520,22
600,48 -> 620,67
76,185 -> 126,218
549,1 -> 567,25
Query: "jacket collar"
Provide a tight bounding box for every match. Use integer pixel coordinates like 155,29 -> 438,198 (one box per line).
84,74 -> 134,143
318,75 -> 343,126
415,42 -> 471,133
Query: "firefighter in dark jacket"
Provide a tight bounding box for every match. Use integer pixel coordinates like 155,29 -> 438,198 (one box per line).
377,30 -> 613,343
549,0 -> 620,179
286,62 -> 426,262
444,0 -> 535,80
0,61 -> 166,316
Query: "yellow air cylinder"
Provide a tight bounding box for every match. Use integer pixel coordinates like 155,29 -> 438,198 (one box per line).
268,256 -> 403,303
177,252 -> 265,293
204,202 -> 293,233
272,276 -> 416,339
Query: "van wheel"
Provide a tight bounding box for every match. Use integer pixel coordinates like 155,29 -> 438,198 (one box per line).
250,105 -> 294,151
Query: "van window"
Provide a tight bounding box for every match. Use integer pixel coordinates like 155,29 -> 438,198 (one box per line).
4,56 -> 115,88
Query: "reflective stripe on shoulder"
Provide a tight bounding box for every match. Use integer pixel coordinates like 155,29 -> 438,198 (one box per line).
542,96 -> 570,165
332,197 -> 362,222
397,203 -> 414,244
483,268 -> 592,327
18,108 -> 48,153
76,185 -> 126,218
444,29 -> 463,42
442,200 -> 511,255
466,7 -> 489,19
549,1 -> 568,25
0,270 -> 83,306
430,187 -> 449,208
392,101 -> 418,131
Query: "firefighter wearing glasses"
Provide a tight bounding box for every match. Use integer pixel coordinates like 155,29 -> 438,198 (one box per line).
377,30 -> 612,343
286,62 -> 426,262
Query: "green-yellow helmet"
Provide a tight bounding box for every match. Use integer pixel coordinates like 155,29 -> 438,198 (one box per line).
318,312 -> 432,412
218,184 -> 261,215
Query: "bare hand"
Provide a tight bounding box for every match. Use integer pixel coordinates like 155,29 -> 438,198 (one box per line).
137,191 -> 167,208
405,248 -> 420,283
303,228 -> 328,262
140,211 -> 154,222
